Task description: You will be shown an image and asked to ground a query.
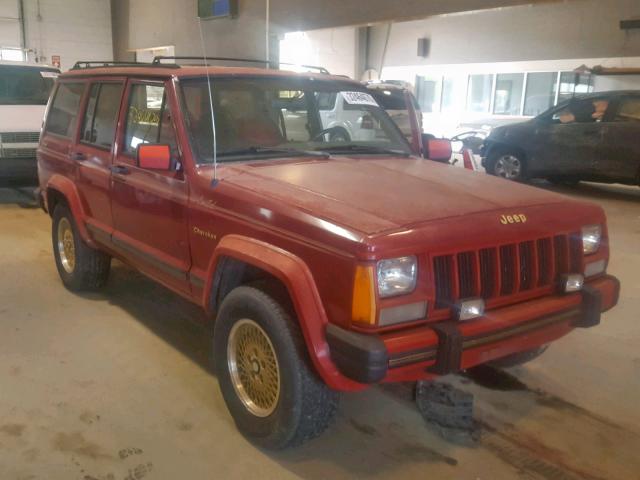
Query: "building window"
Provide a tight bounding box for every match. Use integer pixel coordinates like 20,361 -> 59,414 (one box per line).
467,74 -> 493,113
493,73 -> 524,115
558,72 -> 593,104
523,72 -> 558,117
0,48 -> 24,61
415,76 -> 441,113
441,75 -> 467,113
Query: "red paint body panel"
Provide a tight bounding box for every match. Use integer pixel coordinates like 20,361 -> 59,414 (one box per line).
37,66 -> 620,392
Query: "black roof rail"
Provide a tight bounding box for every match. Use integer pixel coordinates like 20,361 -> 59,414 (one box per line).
70,60 -> 180,70
152,56 -> 330,74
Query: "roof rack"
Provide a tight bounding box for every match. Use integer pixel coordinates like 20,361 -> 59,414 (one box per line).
152,56 -> 330,74
70,60 -> 180,70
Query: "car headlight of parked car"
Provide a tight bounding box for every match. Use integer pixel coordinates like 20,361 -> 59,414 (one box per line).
582,225 -> 602,255
377,256 -> 417,298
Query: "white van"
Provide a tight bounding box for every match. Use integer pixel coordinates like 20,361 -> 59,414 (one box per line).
0,61 -> 59,184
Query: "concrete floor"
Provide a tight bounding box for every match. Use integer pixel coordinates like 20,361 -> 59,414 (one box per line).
0,182 -> 639,480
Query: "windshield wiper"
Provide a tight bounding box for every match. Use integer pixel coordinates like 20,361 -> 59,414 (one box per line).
317,145 -> 411,157
218,146 -> 331,159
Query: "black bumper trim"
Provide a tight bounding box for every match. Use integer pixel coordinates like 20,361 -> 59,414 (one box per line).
427,322 -> 463,375
574,284 -> 601,328
326,324 -> 388,384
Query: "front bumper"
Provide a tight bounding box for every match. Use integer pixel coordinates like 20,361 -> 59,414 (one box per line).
326,275 -> 619,385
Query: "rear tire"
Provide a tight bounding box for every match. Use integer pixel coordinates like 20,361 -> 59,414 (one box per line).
487,150 -> 527,181
487,346 -> 548,368
52,204 -> 111,291
213,285 -> 338,449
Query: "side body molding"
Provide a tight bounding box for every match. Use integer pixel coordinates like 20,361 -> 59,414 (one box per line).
203,234 -> 365,392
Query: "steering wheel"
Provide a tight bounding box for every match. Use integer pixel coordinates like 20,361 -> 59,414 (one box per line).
311,126 -> 349,142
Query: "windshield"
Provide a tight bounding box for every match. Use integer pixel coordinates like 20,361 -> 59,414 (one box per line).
0,65 -> 58,105
180,77 -> 412,163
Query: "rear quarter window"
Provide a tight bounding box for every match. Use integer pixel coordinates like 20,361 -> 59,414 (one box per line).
614,97 -> 640,123
46,82 -> 85,138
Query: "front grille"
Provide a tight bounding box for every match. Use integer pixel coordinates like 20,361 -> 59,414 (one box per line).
0,132 -> 40,143
433,233 -> 582,311
1,148 -> 37,158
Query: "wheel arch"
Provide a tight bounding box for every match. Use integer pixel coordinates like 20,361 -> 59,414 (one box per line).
486,141 -> 528,162
203,234 -> 365,392
45,175 -> 94,246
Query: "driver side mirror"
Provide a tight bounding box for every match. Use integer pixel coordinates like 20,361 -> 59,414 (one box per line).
422,134 -> 452,163
137,144 -> 171,170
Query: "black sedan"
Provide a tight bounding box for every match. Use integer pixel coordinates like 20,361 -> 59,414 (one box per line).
481,91 -> 640,186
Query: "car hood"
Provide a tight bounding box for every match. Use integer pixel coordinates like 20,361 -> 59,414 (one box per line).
219,156 -> 569,236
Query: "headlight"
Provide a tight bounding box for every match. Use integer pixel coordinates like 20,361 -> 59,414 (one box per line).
582,225 -> 602,255
377,256 -> 417,298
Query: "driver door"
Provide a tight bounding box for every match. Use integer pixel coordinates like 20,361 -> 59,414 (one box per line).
534,98 -> 607,177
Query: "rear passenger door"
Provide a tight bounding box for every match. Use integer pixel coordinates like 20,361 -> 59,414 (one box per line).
600,95 -> 640,182
39,81 -> 86,189
110,79 -> 190,294
74,80 -> 125,232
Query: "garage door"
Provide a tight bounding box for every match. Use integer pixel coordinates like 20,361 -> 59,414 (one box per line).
0,1 -> 23,60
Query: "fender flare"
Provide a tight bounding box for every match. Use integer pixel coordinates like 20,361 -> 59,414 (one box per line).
45,175 -> 95,247
203,234 -> 365,392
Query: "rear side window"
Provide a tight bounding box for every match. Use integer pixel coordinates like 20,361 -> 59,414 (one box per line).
614,97 -> 640,123
81,83 -> 124,149
46,82 -> 85,138
123,83 -> 178,158
316,92 -> 336,111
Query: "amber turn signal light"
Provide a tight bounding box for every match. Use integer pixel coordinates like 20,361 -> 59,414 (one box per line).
352,265 -> 376,326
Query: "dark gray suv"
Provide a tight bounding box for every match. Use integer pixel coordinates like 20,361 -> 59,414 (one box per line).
482,91 -> 640,186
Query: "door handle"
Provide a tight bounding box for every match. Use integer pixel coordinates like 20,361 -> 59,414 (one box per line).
110,165 -> 130,175
70,152 -> 86,161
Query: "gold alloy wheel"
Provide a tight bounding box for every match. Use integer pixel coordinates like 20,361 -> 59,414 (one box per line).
57,217 -> 76,274
227,319 -> 281,417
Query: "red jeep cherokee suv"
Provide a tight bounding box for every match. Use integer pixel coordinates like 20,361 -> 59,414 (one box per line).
37,60 -> 620,449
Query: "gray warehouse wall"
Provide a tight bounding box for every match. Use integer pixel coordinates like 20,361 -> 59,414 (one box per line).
110,0 -> 561,61
112,0 -> 270,61
368,0 -> 640,68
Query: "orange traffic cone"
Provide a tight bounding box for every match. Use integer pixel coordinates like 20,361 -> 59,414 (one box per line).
462,149 -> 475,171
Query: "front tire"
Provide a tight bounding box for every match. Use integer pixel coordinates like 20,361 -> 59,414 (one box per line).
52,204 -> 111,291
213,286 -> 338,449
487,151 -> 527,181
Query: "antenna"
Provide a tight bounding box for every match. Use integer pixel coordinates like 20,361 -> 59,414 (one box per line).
197,18 -> 219,187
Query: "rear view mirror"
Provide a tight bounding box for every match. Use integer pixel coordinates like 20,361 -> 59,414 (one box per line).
137,144 -> 171,170
422,135 -> 452,163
